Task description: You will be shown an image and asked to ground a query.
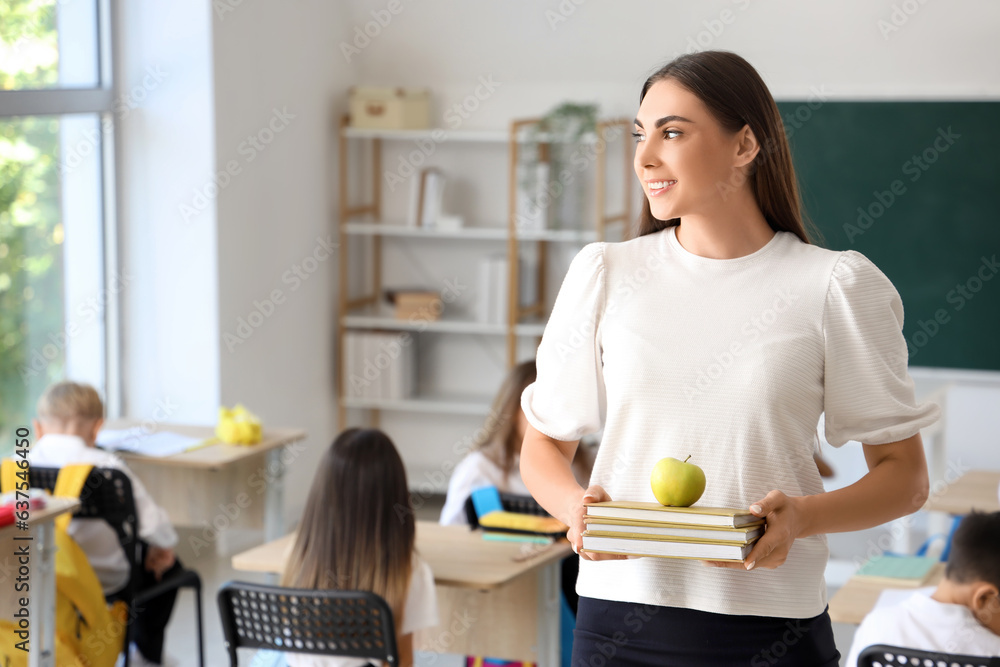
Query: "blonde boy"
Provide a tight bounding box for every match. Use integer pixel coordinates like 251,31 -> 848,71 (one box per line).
29,381 -> 180,667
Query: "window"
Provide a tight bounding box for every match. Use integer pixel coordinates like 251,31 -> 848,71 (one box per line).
0,0 -> 117,453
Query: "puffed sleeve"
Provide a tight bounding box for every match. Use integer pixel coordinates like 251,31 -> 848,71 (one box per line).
520,242 -> 607,442
822,250 -> 941,447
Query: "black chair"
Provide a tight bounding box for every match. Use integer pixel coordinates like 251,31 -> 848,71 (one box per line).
29,466 -> 204,667
858,644 -> 1000,666
217,581 -> 399,666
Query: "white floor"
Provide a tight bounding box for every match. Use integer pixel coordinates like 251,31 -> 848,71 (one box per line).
160,494 -> 867,667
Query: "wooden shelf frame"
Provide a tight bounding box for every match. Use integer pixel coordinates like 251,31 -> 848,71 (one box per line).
336,114 -> 632,428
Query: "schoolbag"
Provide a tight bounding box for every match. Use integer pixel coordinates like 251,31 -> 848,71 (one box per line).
0,461 -> 129,667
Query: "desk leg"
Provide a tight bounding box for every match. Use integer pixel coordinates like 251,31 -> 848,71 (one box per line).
536,561 -> 561,667
29,521 -> 55,667
264,448 -> 285,543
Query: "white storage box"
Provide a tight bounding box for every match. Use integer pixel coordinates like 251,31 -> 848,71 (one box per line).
349,87 -> 431,130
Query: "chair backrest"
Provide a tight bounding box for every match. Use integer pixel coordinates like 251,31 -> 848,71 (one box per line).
217,581 -> 399,666
29,466 -> 142,598
858,644 -> 1000,667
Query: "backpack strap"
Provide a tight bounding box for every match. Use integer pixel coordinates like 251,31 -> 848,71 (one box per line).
52,464 -> 94,532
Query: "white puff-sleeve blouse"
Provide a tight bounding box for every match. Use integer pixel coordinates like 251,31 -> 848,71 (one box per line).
520,225 -> 940,618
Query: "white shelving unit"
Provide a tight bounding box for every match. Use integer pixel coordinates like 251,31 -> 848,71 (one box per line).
335,114 -> 632,475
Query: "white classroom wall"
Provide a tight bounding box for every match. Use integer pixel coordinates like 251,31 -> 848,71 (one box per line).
118,0 -> 1000,529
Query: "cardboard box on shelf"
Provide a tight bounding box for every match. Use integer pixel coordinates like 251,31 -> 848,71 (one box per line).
349,87 -> 431,130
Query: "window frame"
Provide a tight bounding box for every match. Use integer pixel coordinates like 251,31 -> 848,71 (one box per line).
0,0 -> 122,418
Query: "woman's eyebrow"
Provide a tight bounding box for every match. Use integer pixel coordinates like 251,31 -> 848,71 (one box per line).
633,115 -> 695,129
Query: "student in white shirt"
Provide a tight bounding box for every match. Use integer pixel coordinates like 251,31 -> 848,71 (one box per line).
440,360 -> 596,528
519,50 -> 940,666
846,511 -> 1000,665
439,359 -> 596,622
282,428 -> 438,667
29,381 -> 181,667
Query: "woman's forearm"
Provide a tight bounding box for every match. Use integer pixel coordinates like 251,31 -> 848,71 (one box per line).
520,425 -> 586,525
796,436 -> 929,538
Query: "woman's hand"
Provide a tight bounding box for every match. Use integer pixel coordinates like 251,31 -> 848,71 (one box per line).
703,490 -> 804,571
568,484 -> 632,561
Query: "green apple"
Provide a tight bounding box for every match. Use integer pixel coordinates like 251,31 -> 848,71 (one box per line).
650,455 -> 706,507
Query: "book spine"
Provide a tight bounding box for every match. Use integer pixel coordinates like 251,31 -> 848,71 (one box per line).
378,332 -> 390,400
365,333 -> 378,400
476,256 -> 493,324
407,169 -> 422,228
493,254 -> 508,324
404,335 -> 416,398
344,332 -> 357,397
586,509 -> 735,528
519,252 -> 537,307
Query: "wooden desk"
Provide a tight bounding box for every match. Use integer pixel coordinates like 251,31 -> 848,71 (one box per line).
925,470 -> 1000,515
102,421 -> 307,554
828,562 -> 946,625
0,497 -> 80,667
232,521 -> 573,666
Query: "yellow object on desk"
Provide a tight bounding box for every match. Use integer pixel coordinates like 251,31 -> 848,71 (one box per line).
477,511 -> 568,534
216,404 -> 262,444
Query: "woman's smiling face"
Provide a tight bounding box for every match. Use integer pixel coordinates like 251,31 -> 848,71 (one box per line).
633,78 -> 749,222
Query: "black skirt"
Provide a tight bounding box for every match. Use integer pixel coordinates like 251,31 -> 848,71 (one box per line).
571,596 -> 841,667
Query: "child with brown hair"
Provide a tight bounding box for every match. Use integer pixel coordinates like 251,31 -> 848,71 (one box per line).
281,428 -> 439,667
846,510 -> 1000,664
439,359 -> 595,528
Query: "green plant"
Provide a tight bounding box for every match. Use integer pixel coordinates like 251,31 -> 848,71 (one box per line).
532,102 -> 598,145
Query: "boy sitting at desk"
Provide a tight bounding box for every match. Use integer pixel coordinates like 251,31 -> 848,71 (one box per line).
846,510 -> 1000,665
29,381 -> 183,667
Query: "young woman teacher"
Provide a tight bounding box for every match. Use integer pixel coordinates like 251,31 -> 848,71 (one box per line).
519,50 -> 941,666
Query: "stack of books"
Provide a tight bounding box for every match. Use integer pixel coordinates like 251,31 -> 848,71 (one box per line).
476,252 -> 538,324
581,501 -> 765,562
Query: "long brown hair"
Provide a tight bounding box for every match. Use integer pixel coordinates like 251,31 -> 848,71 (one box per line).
632,50 -> 820,246
281,428 -> 415,625
473,359 -> 596,485
473,360 -> 537,479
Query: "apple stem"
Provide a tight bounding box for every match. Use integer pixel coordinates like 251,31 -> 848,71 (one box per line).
684,455 -> 691,463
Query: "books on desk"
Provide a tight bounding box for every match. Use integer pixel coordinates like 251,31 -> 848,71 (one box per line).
853,554 -> 940,587
96,428 -> 205,457
581,501 -> 764,563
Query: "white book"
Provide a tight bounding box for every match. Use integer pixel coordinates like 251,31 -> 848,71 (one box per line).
403,335 -> 416,398
382,332 -> 410,400
476,257 -> 493,323
581,533 -> 756,562
344,332 -> 358,397
364,333 -> 379,400
406,171 -> 422,228
492,254 -> 508,324
374,332 -> 387,400
519,253 -> 537,308
419,170 -> 446,228
583,519 -> 764,544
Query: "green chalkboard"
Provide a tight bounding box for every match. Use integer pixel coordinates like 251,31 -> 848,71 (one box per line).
776,101 -> 1000,371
